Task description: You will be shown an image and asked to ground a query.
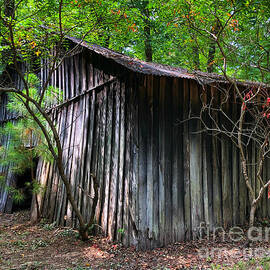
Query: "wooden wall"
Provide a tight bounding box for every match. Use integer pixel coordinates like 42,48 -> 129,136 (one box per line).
134,75 -> 270,249
35,49 -> 141,247
2,46 -> 270,249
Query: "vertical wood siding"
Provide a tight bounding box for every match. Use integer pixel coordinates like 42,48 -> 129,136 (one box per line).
1,49 -> 270,250
134,75 -> 270,249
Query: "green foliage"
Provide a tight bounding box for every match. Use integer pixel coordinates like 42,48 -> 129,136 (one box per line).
117,228 -> 125,235
0,177 -> 25,203
1,0 -> 269,83
0,73 -> 61,204
42,221 -> 56,231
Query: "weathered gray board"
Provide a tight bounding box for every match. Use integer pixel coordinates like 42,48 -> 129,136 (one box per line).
31,48 -> 270,250
1,45 -> 270,250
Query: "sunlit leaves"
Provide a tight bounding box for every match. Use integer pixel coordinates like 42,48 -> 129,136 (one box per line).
1,0 -> 270,83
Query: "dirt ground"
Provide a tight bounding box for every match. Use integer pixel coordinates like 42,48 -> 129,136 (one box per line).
1,211 -> 270,269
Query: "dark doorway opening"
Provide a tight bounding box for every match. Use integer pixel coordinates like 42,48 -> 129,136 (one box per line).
12,161 -> 38,212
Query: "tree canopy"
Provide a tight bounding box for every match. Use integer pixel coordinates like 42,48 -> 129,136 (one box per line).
0,0 -> 270,83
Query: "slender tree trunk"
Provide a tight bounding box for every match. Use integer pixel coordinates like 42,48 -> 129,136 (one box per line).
105,34 -> 110,48
30,131 -> 40,222
192,45 -> 200,70
2,0 -> 15,78
207,41 -> 216,73
249,203 -> 257,227
144,23 -> 152,62
143,4 -> 152,62
4,0 -> 14,17
207,21 -> 220,73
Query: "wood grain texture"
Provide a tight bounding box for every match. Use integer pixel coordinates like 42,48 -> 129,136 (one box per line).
3,49 -> 270,250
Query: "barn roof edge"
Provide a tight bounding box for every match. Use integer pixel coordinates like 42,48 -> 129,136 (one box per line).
66,36 -> 269,89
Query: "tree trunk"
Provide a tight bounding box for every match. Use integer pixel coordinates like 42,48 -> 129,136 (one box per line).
192,45 -> 200,70
2,0 -> 15,77
207,20 -> 220,73
4,0 -> 14,17
249,203 -> 257,227
207,41 -> 216,73
143,4 -> 152,62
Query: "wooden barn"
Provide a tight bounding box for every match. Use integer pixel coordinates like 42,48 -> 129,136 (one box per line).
1,36 -> 270,249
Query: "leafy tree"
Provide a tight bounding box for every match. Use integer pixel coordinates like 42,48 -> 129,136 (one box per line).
0,0 -> 103,240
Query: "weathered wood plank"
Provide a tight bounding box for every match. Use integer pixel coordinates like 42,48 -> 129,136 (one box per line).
84,91 -> 96,222
130,73 -> 139,247
189,80 -> 203,238
171,77 -> 185,242
41,162 -> 53,218
211,85 -> 222,227
55,107 -> 67,225
151,76 -> 160,247
116,80 -> 126,242
108,81 -> 121,240
122,80 -> 131,246
66,101 -> 79,226
158,76 -> 173,246
137,75 -> 148,249
232,101 -> 239,225
72,98 -> 84,228
183,79 -> 191,240
221,95 -> 232,228
88,91 -> 101,228
48,111 -> 60,222
201,85 -> 213,231
95,88 -> 107,226
101,85 -> 112,234
164,77 -> 173,246
74,54 -> 80,95
69,56 -> 75,98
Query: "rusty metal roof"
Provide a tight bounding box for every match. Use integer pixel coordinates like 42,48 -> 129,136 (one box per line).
67,36 -> 269,88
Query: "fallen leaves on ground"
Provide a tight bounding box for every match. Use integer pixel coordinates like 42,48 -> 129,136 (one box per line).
0,211 -> 270,269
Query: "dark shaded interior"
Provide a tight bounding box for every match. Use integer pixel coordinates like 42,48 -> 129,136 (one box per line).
12,160 -> 37,212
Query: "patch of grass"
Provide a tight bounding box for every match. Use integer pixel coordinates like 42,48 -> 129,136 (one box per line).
229,256 -> 270,269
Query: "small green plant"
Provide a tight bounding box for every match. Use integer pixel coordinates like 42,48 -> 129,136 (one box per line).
249,258 -> 256,265
30,239 -> 49,250
12,240 -> 27,248
117,228 -> 125,235
20,231 -> 30,238
42,221 -> 57,231
234,261 -> 246,270
0,177 -> 25,204
57,228 -> 78,237
211,264 -> 222,270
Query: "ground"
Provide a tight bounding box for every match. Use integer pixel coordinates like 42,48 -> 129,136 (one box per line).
1,211 -> 270,269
